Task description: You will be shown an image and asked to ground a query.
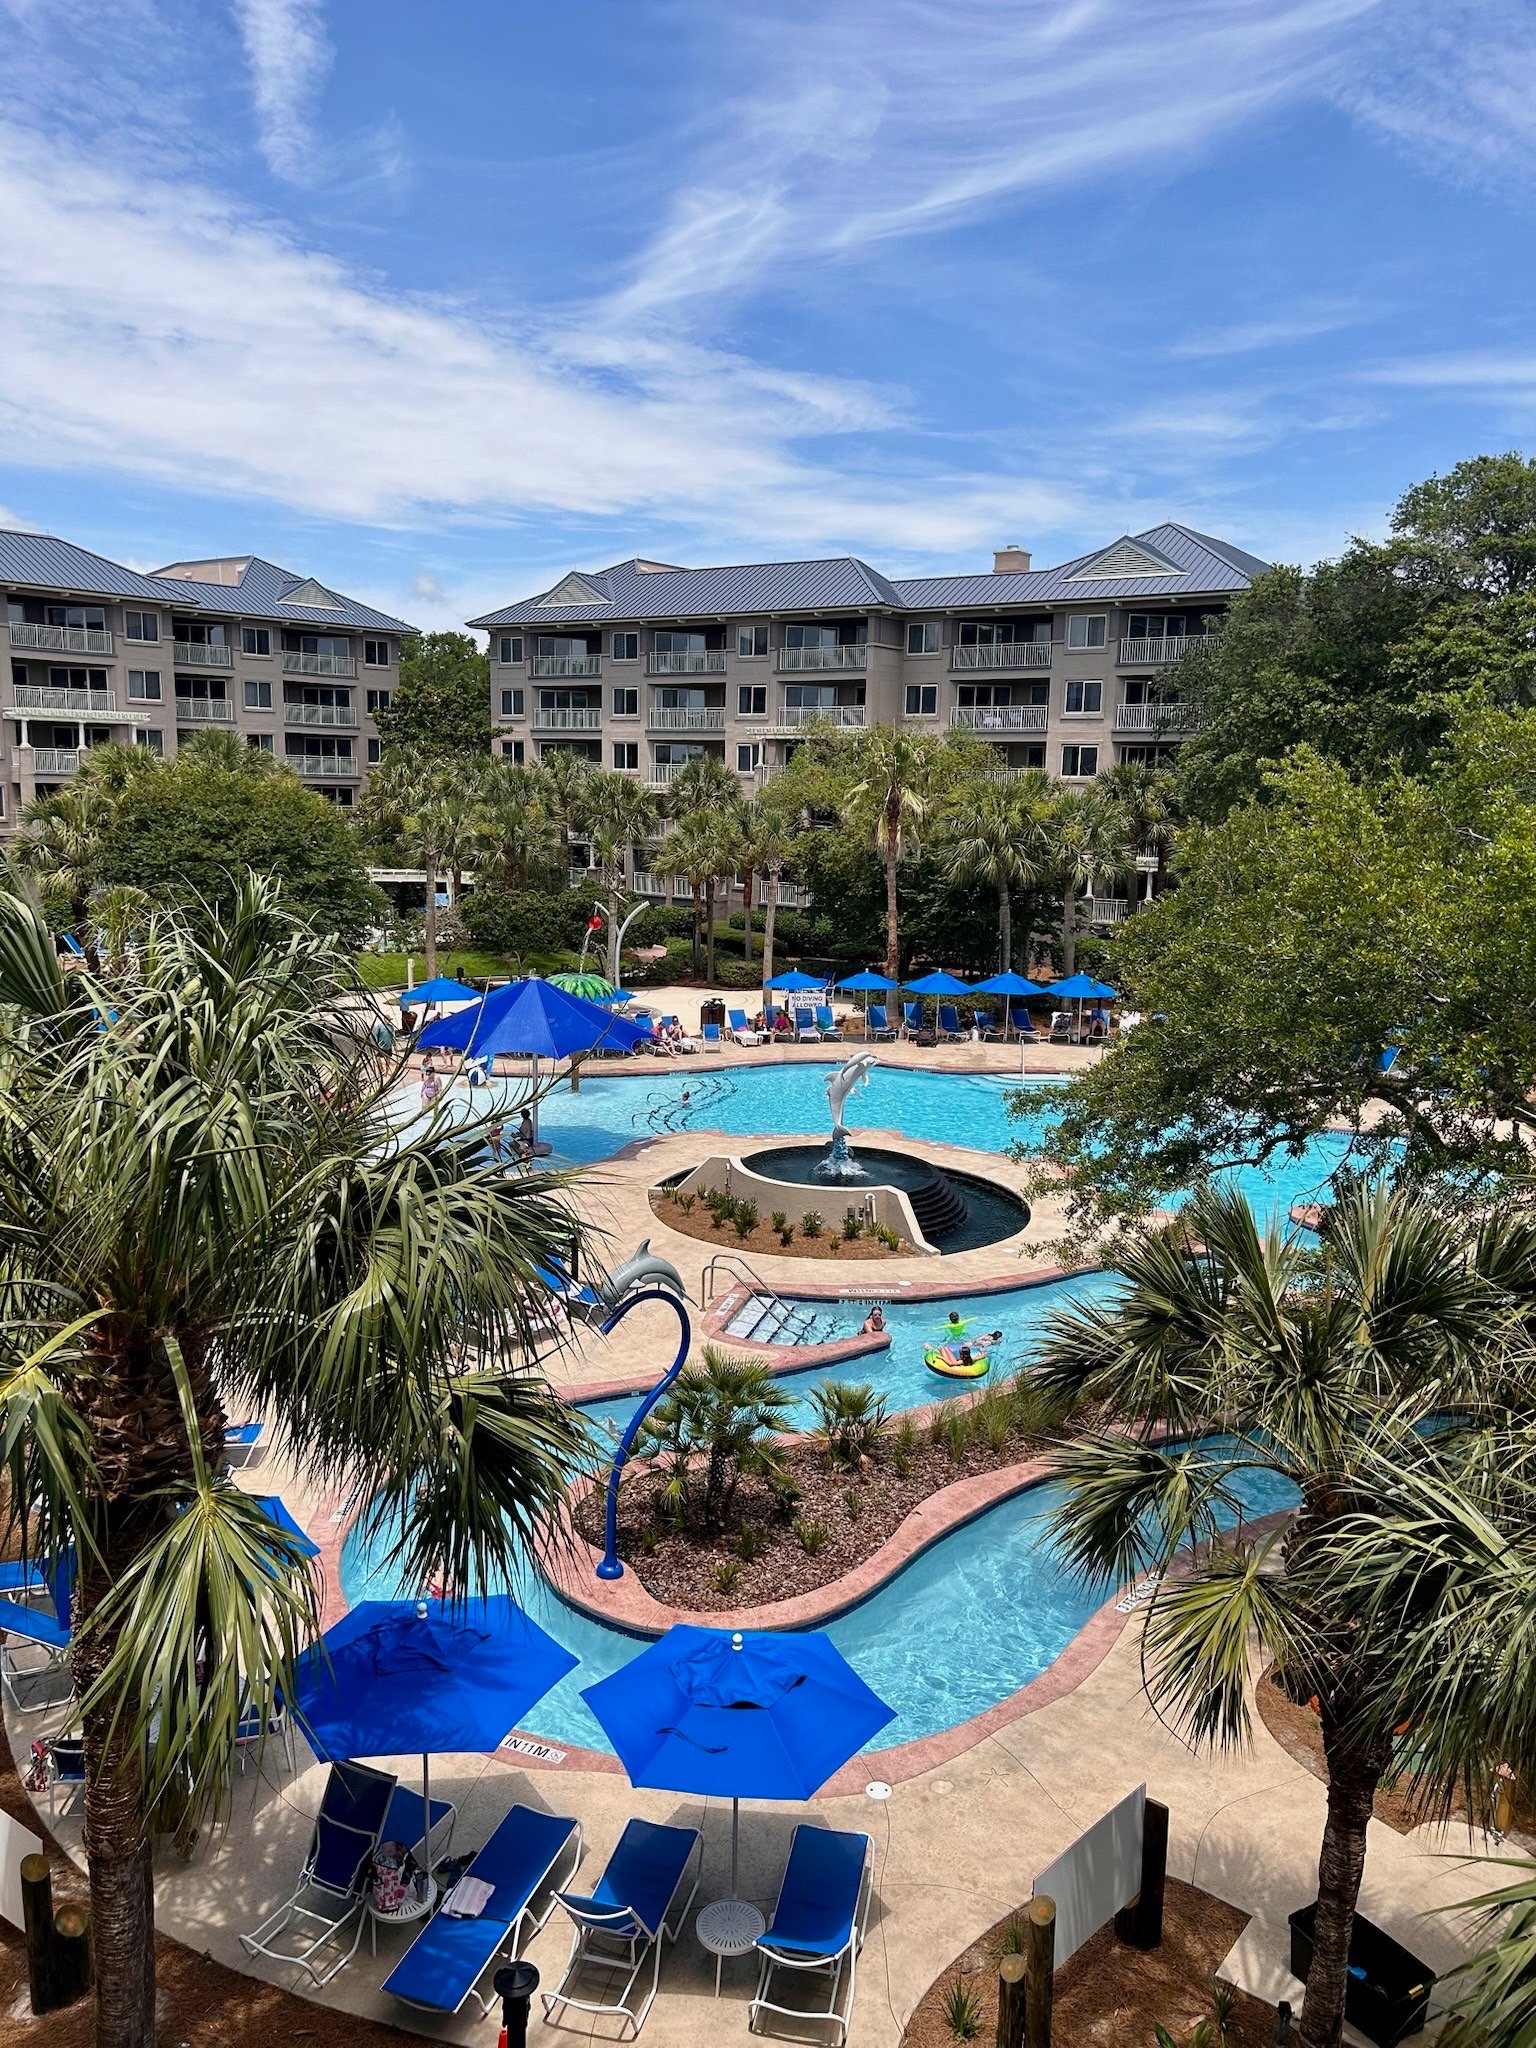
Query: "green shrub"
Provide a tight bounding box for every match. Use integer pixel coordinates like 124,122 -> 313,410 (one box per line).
734,1525 -> 771,1562
635,1347 -> 794,1533
770,1211 -> 788,1233
713,1560 -> 743,1596
892,1414 -> 918,1478
874,1225 -> 902,1250
801,1212 -> 823,1238
941,1975 -> 983,2042
841,1208 -> 862,1242
732,1199 -> 759,1241
460,886 -> 592,957
843,1488 -> 863,1521
941,1408 -> 971,1463
792,1517 -> 830,1556
810,1380 -> 889,1471
779,1225 -> 795,1248
990,1909 -> 1027,1958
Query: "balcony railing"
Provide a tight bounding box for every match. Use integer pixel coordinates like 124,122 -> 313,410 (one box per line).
1087,898 -> 1132,926
630,870 -> 669,897
29,748 -> 80,776
950,704 -> 1048,732
1118,634 -> 1215,665
950,641 -> 1051,670
776,703 -> 866,728
646,706 -> 725,733
285,701 -> 358,727
9,622 -> 114,655
532,705 -> 602,731
647,652 -> 727,675
1114,701 -> 1191,733
532,655 -> 601,678
12,684 -> 117,716
776,645 -> 867,672
570,867 -> 598,893
289,753 -> 358,778
754,878 -> 811,909
173,641 -> 233,668
282,650 -> 357,677
175,696 -> 234,722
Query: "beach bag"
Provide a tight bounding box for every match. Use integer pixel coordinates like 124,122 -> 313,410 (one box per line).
370,1841 -> 412,1914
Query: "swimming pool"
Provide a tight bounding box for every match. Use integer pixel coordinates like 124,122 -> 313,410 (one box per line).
339,1440 -> 1298,1754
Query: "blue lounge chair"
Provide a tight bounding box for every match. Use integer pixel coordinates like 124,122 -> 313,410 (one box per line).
1009,1004 -> 1039,1040
864,1004 -> 896,1041
702,1020 -> 723,1047
39,1734 -> 86,1817
936,1004 -> 965,1042
902,1001 -> 922,1037
384,1803 -> 582,2016
243,1758 -> 398,1986
224,1420 -> 263,1469
793,1008 -> 820,1043
0,1559 -> 48,1599
543,1817 -> 701,2037
815,1006 -> 842,1040
974,1010 -> 1002,1041
382,1782 -> 457,1867
727,1008 -> 766,1046
0,1597 -> 70,1714
751,1826 -> 872,2048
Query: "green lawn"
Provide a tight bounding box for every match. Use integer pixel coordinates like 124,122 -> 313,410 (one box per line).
355,949 -> 513,993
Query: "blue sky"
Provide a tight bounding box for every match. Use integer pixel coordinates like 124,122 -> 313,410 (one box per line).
1,0 -> 1534,630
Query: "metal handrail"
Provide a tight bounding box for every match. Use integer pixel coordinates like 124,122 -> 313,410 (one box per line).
700,1249 -> 789,1307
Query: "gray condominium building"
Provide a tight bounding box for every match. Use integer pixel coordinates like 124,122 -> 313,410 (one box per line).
0,532 -> 416,827
468,524 -> 1267,793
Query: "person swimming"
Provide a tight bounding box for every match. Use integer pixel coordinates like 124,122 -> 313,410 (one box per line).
861,1304 -> 886,1334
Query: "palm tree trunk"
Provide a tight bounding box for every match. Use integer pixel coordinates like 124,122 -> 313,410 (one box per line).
740,866 -> 754,964
883,848 -> 900,981
1061,888 -> 1076,976
705,882 -> 718,982
1298,1726 -> 1388,2048
79,1671 -> 156,2048
763,872 -> 780,984
423,864 -> 440,979
998,881 -> 1012,972
689,884 -> 702,976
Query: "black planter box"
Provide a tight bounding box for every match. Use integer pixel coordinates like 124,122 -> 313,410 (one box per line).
1288,1902 -> 1435,2048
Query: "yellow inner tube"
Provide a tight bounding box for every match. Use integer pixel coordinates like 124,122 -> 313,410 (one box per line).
924,1344 -> 990,1379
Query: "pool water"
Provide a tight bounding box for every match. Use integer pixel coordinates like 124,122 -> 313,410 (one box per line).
339,1440 -> 1298,1753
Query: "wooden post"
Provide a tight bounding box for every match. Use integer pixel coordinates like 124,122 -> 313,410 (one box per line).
20,1853 -> 61,2015
996,1951 -> 1027,2048
1114,1798 -> 1170,1951
1024,1895 -> 1056,2048
52,1903 -> 91,2006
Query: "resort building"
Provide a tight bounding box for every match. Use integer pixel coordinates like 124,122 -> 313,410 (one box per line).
468,523 -> 1268,793
0,532 -> 416,824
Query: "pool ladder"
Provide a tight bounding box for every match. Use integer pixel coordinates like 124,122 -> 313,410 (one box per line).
701,1253 -> 824,1347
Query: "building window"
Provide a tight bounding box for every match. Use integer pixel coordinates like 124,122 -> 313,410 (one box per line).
242,626 -> 271,656
905,684 -> 938,716
906,620 -> 940,655
134,729 -> 164,755
499,687 -> 525,717
1066,614 -> 1107,650
367,737 -> 382,764
612,687 -> 639,716
504,738 -> 525,762
738,685 -> 767,716
737,625 -> 769,659
612,742 -> 639,770
127,670 -> 161,701
1061,744 -> 1098,779
363,638 -> 389,666
244,679 -> 272,709
248,733 -> 274,754
365,687 -> 391,713
1017,743 -> 1047,769
612,631 -> 639,661
497,635 -> 523,665
125,610 -> 159,642
736,742 -> 764,774
1064,678 -> 1102,714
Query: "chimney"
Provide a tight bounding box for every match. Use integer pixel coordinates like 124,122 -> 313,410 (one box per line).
992,544 -> 1031,575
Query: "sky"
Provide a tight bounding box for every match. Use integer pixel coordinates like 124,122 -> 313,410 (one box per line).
1,0 -> 1534,631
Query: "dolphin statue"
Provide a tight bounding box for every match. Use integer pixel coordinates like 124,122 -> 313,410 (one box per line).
594,1239 -> 689,1307
826,1050 -> 879,1141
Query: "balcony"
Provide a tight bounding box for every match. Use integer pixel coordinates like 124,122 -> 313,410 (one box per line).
776,645 -> 867,672
949,642 -> 1051,670
532,705 -> 602,732
630,870 -> 668,897
28,748 -> 80,776
647,652 -> 726,676
1087,897 -> 1132,926
1118,634 -> 1215,665
285,701 -> 358,728
1114,701 -> 1191,733
951,704 -> 1048,732
12,684 -> 117,717
775,703 -> 866,729
646,706 -> 725,733
754,877 -> 811,910
532,654 -> 601,678
173,641 -> 234,669
175,697 -> 234,722
290,753 -> 358,779
9,622 -> 114,655
283,650 -> 357,678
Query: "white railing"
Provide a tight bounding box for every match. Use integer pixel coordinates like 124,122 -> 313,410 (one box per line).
285,700 -> 357,727
173,641 -> 234,668
647,652 -> 726,675
532,655 -> 601,678
1088,898 -> 1132,925
754,878 -> 811,909
12,685 -> 116,716
950,641 -> 1051,669
8,623 -> 114,655
1114,700 -> 1192,732
30,748 -> 80,775
951,704 -> 1048,731
290,753 -> 357,778
646,706 -> 725,732
630,870 -> 668,896
776,645 -> 867,671
533,705 -> 602,731
175,696 -> 234,721
1119,635 -> 1216,665
282,650 -> 357,677
777,702 -> 866,727
646,763 -> 690,787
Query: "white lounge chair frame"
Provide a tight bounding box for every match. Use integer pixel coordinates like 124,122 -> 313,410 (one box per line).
542,1830 -> 701,2039
241,1764 -> 395,1987
749,1839 -> 873,2046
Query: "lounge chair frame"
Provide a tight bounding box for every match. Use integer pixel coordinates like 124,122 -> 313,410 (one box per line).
749,1828 -> 873,2047
0,1600 -> 70,1715
241,1759 -> 397,1987
542,1824 -> 701,2039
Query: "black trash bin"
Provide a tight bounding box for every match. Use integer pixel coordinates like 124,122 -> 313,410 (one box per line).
700,998 -> 727,1028
1287,1903 -> 1435,2047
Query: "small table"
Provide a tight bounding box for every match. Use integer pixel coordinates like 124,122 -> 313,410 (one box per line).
368,1876 -> 438,1955
696,1897 -> 766,1997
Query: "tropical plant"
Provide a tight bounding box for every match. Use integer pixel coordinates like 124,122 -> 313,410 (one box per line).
360,750 -> 482,975
941,773 -> 1045,971
810,1381 -> 889,1471
941,1973 -> 984,2041
1045,785 -> 1131,974
1035,1181 -> 1521,2048
792,1516 -> 830,1555
471,757 -> 561,893
0,877 -> 589,2048
580,770 -> 660,981
637,1348 -> 794,1532
801,1211 -> 823,1238
736,793 -> 796,975
532,746 -> 594,873
374,629 -> 492,759
843,728 -> 938,979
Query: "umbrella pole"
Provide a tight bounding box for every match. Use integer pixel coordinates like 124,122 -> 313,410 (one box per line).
422,1751 -> 432,1866
731,1796 -> 740,1899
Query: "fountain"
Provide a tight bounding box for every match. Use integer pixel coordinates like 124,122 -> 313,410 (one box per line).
818,1052 -> 879,1181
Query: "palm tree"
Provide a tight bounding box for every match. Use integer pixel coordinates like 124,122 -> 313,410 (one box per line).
0,877 -> 589,2048
737,795 -> 796,976
11,782 -> 119,963
363,751 -> 480,976
656,805 -> 738,980
637,1349 -> 793,1532
941,774 -> 1044,972
843,729 -> 937,979
1046,785 -> 1130,973
664,751 -> 738,823
172,728 -> 285,776
1100,761 -> 1179,901
472,758 -> 560,893
534,747 -> 595,873
1036,1181 -> 1510,2048
579,773 -> 659,983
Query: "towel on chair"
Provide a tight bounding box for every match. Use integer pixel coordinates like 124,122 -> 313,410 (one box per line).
443,1875 -> 495,1918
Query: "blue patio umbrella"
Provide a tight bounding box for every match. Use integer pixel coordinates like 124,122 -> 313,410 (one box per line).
971,970 -> 1047,1039
763,969 -> 824,993
1051,974 -> 1117,1001
294,1596 -> 578,1845
400,976 -> 479,1008
417,978 -> 648,1139
902,970 -> 970,996
834,971 -> 898,992
582,1625 -> 894,1898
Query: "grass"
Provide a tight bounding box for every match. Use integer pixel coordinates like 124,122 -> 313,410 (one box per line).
355,949 -> 515,992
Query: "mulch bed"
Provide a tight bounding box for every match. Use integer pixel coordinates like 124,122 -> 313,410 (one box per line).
571,1424 -> 1045,1609
649,1191 -> 910,1260
901,1878 -> 1275,2048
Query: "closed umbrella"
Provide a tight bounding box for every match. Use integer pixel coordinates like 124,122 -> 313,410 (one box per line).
581,1625 -> 894,1901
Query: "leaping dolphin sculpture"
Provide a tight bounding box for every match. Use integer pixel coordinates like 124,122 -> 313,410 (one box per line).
826,1051 -> 879,1142
595,1239 -> 688,1307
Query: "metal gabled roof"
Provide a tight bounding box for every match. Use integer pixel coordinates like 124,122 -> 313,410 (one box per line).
893,523 -> 1269,609
468,554 -> 904,627
150,554 -> 417,632
0,530 -> 186,602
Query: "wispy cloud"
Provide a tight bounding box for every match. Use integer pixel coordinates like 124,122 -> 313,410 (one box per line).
1170,300 -> 1371,358
1366,351 -> 1536,393
231,0 -> 331,182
